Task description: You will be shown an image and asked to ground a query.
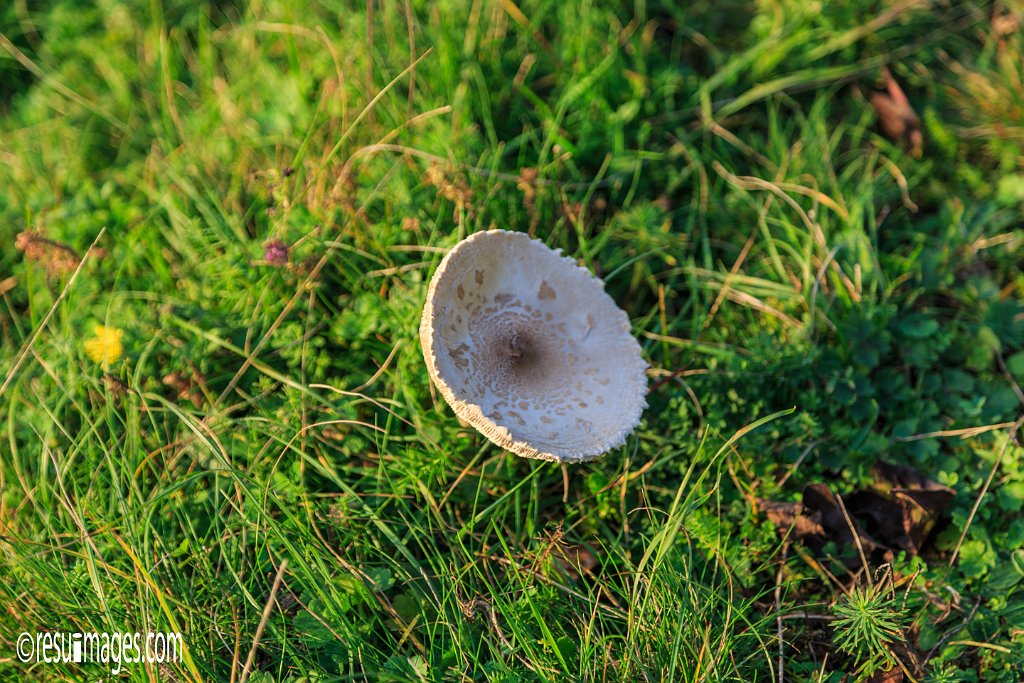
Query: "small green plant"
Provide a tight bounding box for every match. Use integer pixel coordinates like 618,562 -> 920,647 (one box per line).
831,579 -> 909,677
925,663 -> 976,683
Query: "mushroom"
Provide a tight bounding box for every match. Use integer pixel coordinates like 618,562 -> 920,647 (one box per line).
420,229 -> 647,462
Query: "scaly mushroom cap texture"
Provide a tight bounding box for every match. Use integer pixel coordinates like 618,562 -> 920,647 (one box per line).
420,229 -> 647,463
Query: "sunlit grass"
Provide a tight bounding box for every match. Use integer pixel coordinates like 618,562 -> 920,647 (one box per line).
1,1 -> 1022,681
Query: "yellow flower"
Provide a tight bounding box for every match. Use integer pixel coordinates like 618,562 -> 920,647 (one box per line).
84,324 -> 124,365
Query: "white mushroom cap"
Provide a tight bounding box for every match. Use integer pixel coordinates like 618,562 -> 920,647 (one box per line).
420,229 -> 647,463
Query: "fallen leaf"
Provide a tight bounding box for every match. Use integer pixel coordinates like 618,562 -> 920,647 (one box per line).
162,371 -> 204,408
15,231 -> 80,275
552,543 -> 598,579
804,483 -> 892,568
993,7 -> 1018,40
847,462 -> 955,555
762,462 -> 953,570
761,499 -> 827,541
872,461 -> 948,492
102,373 -> 129,399
870,67 -> 923,157
863,667 -> 904,683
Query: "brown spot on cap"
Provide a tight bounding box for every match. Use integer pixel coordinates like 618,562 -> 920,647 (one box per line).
448,343 -> 470,369
538,280 -> 557,300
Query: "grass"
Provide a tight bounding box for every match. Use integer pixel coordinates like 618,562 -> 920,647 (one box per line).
1,0 -> 1023,681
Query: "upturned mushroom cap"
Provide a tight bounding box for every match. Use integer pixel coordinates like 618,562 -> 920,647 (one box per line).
420,229 -> 647,463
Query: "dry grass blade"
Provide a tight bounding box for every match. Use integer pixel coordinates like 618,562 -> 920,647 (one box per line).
239,559 -> 289,683
945,418 -> 1024,577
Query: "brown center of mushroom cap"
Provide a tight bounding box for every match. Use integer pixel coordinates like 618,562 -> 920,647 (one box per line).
498,330 -> 530,361
473,310 -> 565,398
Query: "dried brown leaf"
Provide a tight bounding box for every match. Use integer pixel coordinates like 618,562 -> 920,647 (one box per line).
15,231 -> 80,275
870,67 -> 923,157
552,543 -> 598,579
760,499 -> 828,542
762,462 -> 953,571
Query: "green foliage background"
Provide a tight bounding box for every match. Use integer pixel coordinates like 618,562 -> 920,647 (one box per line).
1,0 -> 1022,680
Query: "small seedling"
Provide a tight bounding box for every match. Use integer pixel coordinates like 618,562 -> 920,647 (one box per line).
831,570 -> 910,678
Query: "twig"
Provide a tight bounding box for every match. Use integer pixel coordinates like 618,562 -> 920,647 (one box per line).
895,420 -> 1018,442
702,227 -> 758,330
995,353 -> 1024,407
776,544 -> 788,683
948,640 -> 1011,654
946,418 -> 1023,577
923,599 -> 981,666
835,493 -> 872,586
239,559 -> 289,683
777,441 -> 818,487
